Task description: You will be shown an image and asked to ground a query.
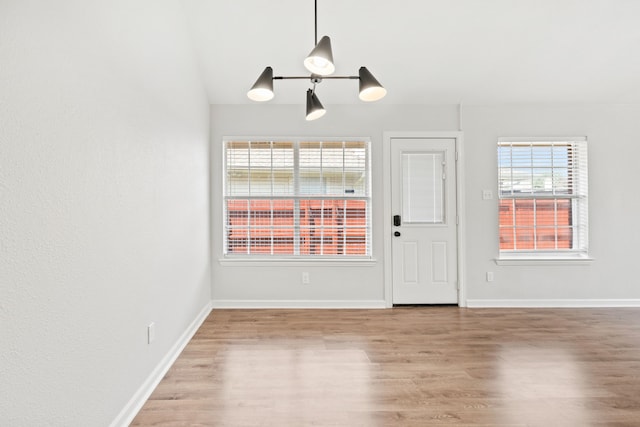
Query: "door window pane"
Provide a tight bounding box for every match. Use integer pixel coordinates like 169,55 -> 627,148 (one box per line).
402,152 -> 445,223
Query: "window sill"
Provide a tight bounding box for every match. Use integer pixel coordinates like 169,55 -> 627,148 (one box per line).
219,258 -> 378,267
494,254 -> 593,266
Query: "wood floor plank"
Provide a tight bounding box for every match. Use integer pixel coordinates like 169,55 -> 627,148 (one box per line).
131,308 -> 640,426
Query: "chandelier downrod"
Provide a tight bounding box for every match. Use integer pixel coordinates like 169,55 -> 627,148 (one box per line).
314,0 -> 318,45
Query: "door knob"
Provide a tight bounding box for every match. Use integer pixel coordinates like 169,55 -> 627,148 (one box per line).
394,231 -> 401,237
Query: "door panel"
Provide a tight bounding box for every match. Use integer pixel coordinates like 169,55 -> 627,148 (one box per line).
431,241 -> 448,283
402,241 -> 419,284
391,138 -> 458,304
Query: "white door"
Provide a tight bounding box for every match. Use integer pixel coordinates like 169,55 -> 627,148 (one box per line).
391,138 -> 458,304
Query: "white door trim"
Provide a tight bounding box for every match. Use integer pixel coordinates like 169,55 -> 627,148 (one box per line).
383,131 -> 467,307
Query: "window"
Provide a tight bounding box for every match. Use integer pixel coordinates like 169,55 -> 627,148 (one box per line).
497,137 -> 588,258
223,138 -> 371,258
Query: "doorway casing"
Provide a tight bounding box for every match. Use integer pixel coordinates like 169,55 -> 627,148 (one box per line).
382,131 -> 467,307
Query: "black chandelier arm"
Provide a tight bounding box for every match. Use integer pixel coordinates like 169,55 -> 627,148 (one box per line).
273,76 -> 359,80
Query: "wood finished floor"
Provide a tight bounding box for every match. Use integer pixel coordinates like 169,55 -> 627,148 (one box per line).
132,308 -> 640,426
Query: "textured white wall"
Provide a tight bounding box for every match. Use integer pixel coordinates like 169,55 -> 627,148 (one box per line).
463,104 -> 640,303
211,104 -> 640,306
0,1 -> 210,425
210,104 -> 459,305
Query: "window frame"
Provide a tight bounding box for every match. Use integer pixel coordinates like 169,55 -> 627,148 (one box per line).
496,137 -> 591,263
222,137 -> 373,262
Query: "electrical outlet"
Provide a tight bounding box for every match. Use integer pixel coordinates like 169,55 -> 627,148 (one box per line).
486,272 -> 494,282
482,190 -> 493,200
147,322 -> 156,344
302,272 -> 310,285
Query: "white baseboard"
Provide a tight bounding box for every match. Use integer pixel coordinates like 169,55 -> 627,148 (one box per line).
466,299 -> 640,308
211,299 -> 387,309
109,301 -> 213,427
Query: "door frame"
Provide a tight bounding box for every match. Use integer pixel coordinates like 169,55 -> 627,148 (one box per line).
383,131 -> 467,308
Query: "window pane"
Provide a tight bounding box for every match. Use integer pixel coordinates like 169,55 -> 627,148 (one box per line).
343,200 -> 368,255
402,152 -> 444,223
511,146 -> 531,167
553,167 -> 570,195
511,168 -> 533,193
297,199 -> 369,256
322,141 -> 344,196
531,145 -> 552,167
226,199 -> 248,227
556,199 -> 571,225
298,141 -> 368,197
557,227 -> 573,249
300,199 -> 336,255
514,199 -> 534,226
248,199 -> 272,254
513,200 -> 535,249
226,142 -> 249,196
535,199 -> 556,225
272,142 -> 294,195
553,145 -> 570,164
514,227 -> 535,250
248,200 -> 270,227
248,142 -> 270,196
300,199 -> 323,255
497,146 -> 511,168
226,199 -> 248,254
536,227 -> 557,249
532,168 -> 553,192
498,167 -> 513,195
345,231 -> 367,255
227,228 -> 248,254
300,142 -> 322,195
499,226 -> 515,250
499,197 -> 574,251
344,141 -> 367,196
499,199 -> 515,228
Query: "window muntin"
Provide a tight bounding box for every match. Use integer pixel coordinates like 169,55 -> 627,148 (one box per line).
224,139 -> 371,257
497,138 -> 588,256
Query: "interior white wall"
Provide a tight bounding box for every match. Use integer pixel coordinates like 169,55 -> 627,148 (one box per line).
210,104 -> 459,305
463,104 -> 640,304
211,103 -> 640,306
0,1 -> 211,425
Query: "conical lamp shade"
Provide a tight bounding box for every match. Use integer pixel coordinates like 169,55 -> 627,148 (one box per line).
306,89 -> 326,121
247,67 -> 274,101
304,36 -> 335,76
358,67 -> 387,102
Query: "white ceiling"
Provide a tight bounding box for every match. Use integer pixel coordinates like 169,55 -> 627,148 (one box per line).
183,0 -> 640,106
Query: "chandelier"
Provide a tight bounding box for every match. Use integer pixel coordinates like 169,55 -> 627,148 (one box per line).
247,0 -> 387,120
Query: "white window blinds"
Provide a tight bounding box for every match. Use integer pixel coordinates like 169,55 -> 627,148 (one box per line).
224,139 -> 372,257
497,137 -> 588,254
